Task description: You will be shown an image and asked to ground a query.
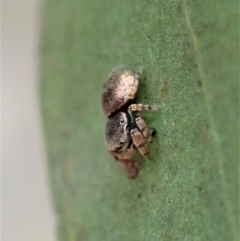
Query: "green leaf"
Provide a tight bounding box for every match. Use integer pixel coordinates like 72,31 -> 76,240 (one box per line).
41,0 -> 239,240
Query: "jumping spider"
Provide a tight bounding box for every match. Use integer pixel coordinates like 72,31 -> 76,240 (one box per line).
101,65 -> 160,179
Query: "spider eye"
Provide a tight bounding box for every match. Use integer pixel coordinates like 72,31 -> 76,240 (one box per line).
120,119 -> 125,125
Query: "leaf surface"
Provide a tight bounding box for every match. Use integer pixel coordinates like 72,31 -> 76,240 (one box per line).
41,0 -> 239,240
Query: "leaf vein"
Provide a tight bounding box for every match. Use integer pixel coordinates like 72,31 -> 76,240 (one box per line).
182,0 -> 237,239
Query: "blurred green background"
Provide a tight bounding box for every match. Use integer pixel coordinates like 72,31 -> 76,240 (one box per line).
41,0 -> 239,240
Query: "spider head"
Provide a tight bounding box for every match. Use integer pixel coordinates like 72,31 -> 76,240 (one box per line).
105,112 -> 131,152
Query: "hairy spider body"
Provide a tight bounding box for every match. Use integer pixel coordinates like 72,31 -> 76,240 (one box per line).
102,65 -> 159,179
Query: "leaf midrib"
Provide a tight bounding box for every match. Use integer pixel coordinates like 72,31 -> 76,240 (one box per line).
182,0 -> 237,239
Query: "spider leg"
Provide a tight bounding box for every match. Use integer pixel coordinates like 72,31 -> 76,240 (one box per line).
118,159 -> 140,179
128,103 -> 160,112
135,117 -> 157,145
134,66 -> 144,79
130,128 -> 150,159
109,149 -> 140,179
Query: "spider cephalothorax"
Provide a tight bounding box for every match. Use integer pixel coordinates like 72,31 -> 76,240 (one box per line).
101,65 -> 160,179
